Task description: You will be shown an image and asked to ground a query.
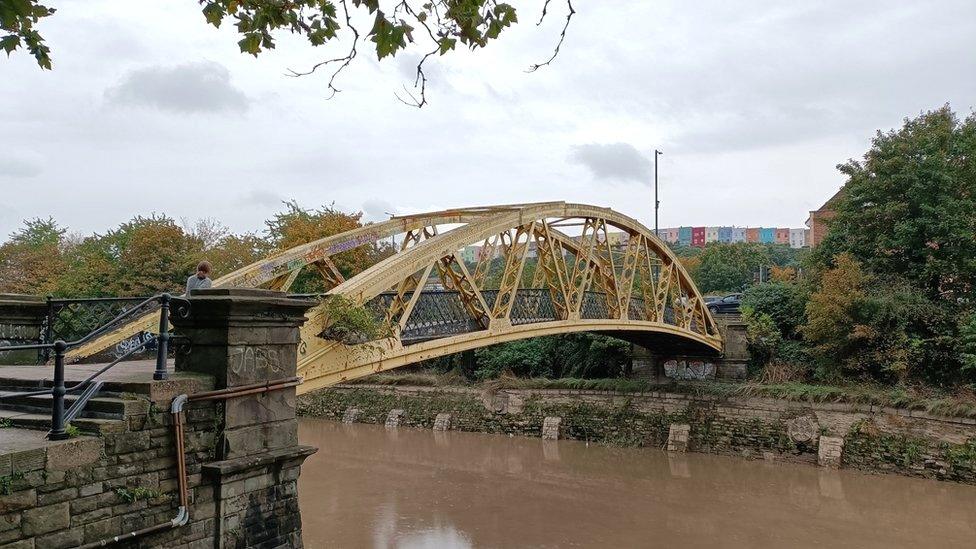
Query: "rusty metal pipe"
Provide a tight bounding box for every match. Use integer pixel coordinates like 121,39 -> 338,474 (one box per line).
189,381 -> 301,402
79,377 -> 299,547
187,377 -> 301,401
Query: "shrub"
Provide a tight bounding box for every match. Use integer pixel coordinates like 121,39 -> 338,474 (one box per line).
321,295 -> 389,344
741,281 -> 808,337
742,306 -> 782,373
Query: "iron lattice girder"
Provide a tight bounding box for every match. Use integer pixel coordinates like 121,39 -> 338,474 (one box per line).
66,202 -> 722,376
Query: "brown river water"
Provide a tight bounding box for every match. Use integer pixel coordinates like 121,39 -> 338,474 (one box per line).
298,418 -> 976,548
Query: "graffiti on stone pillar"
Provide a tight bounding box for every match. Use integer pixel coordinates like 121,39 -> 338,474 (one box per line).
664,359 -> 715,380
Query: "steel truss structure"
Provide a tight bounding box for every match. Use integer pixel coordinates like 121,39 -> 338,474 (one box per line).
69,203 -> 722,393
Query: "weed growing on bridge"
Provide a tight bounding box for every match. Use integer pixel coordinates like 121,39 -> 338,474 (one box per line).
321,295 -> 390,344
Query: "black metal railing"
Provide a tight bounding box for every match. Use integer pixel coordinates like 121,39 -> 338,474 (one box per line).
40,296 -> 162,363
1,294 -> 186,440
357,288 -> 678,344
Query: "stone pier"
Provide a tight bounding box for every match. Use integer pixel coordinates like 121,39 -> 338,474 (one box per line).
0,288 -> 319,548
171,288 -> 318,548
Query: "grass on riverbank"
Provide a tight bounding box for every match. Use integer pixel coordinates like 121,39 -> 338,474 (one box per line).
346,371 -> 976,418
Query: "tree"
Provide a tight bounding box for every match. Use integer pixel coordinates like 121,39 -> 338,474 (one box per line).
816,106 -> 976,383
818,106 -> 976,305
741,306 -> 782,372
801,253 -> 867,381
58,215 -> 204,296
184,218 -> 272,276
3,0 -> 574,105
265,201 -> 392,293
0,217 -> 66,295
694,243 -> 770,293
473,333 -> 630,380
741,281 -> 808,337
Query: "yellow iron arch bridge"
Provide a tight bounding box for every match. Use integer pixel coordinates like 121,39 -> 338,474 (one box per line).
70,202 -> 723,394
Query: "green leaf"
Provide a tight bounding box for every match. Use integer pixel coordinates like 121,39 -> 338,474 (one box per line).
238,33 -> 262,56
202,3 -> 225,27
0,35 -> 20,55
437,37 -> 456,55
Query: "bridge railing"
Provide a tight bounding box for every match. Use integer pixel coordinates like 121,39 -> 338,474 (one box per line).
1,294 -> 186,440
359,289 -> 674,344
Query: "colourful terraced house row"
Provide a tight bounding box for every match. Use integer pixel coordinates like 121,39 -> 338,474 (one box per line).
655,226 -> 810,248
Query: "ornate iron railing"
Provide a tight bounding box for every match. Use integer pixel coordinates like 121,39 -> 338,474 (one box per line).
361,289 -> 665,344
41,296 -> 161,363
2,294 -> 186,440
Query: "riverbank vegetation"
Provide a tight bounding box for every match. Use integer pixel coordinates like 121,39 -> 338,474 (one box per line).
740,106 -> 976,388
348,370 -> 976,419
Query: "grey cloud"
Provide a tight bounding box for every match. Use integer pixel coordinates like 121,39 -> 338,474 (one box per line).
236,190 -> 284,209
0,151 -> 43,178
361,199 -> 396,222
105,61 -> 249,113
569,143 -> 651,183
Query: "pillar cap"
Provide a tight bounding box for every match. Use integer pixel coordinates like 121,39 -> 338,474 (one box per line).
171,288 -> 318,329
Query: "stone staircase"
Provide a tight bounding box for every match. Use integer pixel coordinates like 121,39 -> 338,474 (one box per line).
0,385 -> 135,436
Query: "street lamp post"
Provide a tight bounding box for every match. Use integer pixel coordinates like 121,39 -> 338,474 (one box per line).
654,149 -> 663,237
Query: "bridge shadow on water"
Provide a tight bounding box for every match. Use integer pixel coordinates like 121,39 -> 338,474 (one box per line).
297,419 -> 976,549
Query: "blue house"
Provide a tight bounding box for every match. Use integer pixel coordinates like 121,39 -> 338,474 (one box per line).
718,227 -> 733,243
678,227 -> 692,246
759,227 -> 776,243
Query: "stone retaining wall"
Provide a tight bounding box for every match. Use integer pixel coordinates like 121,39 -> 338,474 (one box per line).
1,394 -> 221,548
299,384 -> 976,484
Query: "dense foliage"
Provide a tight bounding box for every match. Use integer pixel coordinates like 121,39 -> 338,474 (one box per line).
0,202 -> 386,297
669,242 -> 805,294
421,333 -> 632,381
740,106 -> 976,388
813,106 -> 976,385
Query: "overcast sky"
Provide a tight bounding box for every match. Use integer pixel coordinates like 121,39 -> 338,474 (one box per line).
1,0 -> 974,239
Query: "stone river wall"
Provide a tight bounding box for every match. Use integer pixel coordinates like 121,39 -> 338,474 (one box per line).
299,384 -> 976,484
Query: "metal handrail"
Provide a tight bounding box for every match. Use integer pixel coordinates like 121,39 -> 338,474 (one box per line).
1,293 -> 187,440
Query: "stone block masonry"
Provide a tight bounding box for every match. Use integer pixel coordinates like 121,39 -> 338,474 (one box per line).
667,424 -> 690,452
385,409 -> 405,428
0,380 -> 223,549
541,417 -> 562,440
342,407 -> 360,424
818,436 -> 844,468
433,413 -> 453,431
299,384 -> 976,484
1,288 -> 320,549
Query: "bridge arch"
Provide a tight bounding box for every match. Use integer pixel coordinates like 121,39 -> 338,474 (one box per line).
69,202 -> 722,392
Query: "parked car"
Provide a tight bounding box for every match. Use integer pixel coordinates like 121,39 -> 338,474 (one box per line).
707,293 -> 742,314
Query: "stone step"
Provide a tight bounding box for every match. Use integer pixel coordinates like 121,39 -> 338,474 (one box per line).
0,390 -> 146,419
0,408 -> 126,435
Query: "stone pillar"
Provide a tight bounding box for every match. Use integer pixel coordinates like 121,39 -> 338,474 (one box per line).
667,424 -> 691,452
433,413 -> 453,431
628,343 -> 655,377
169,288 -> 318,549
542,416 -> 562,440
818,436 -> 845,468
714,314 -> 748,379
385,409 -> 405,428
342,407 -> 360,424
0,294 -> 47,365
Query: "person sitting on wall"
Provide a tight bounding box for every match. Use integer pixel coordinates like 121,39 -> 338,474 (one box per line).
186,261 -> 213,294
